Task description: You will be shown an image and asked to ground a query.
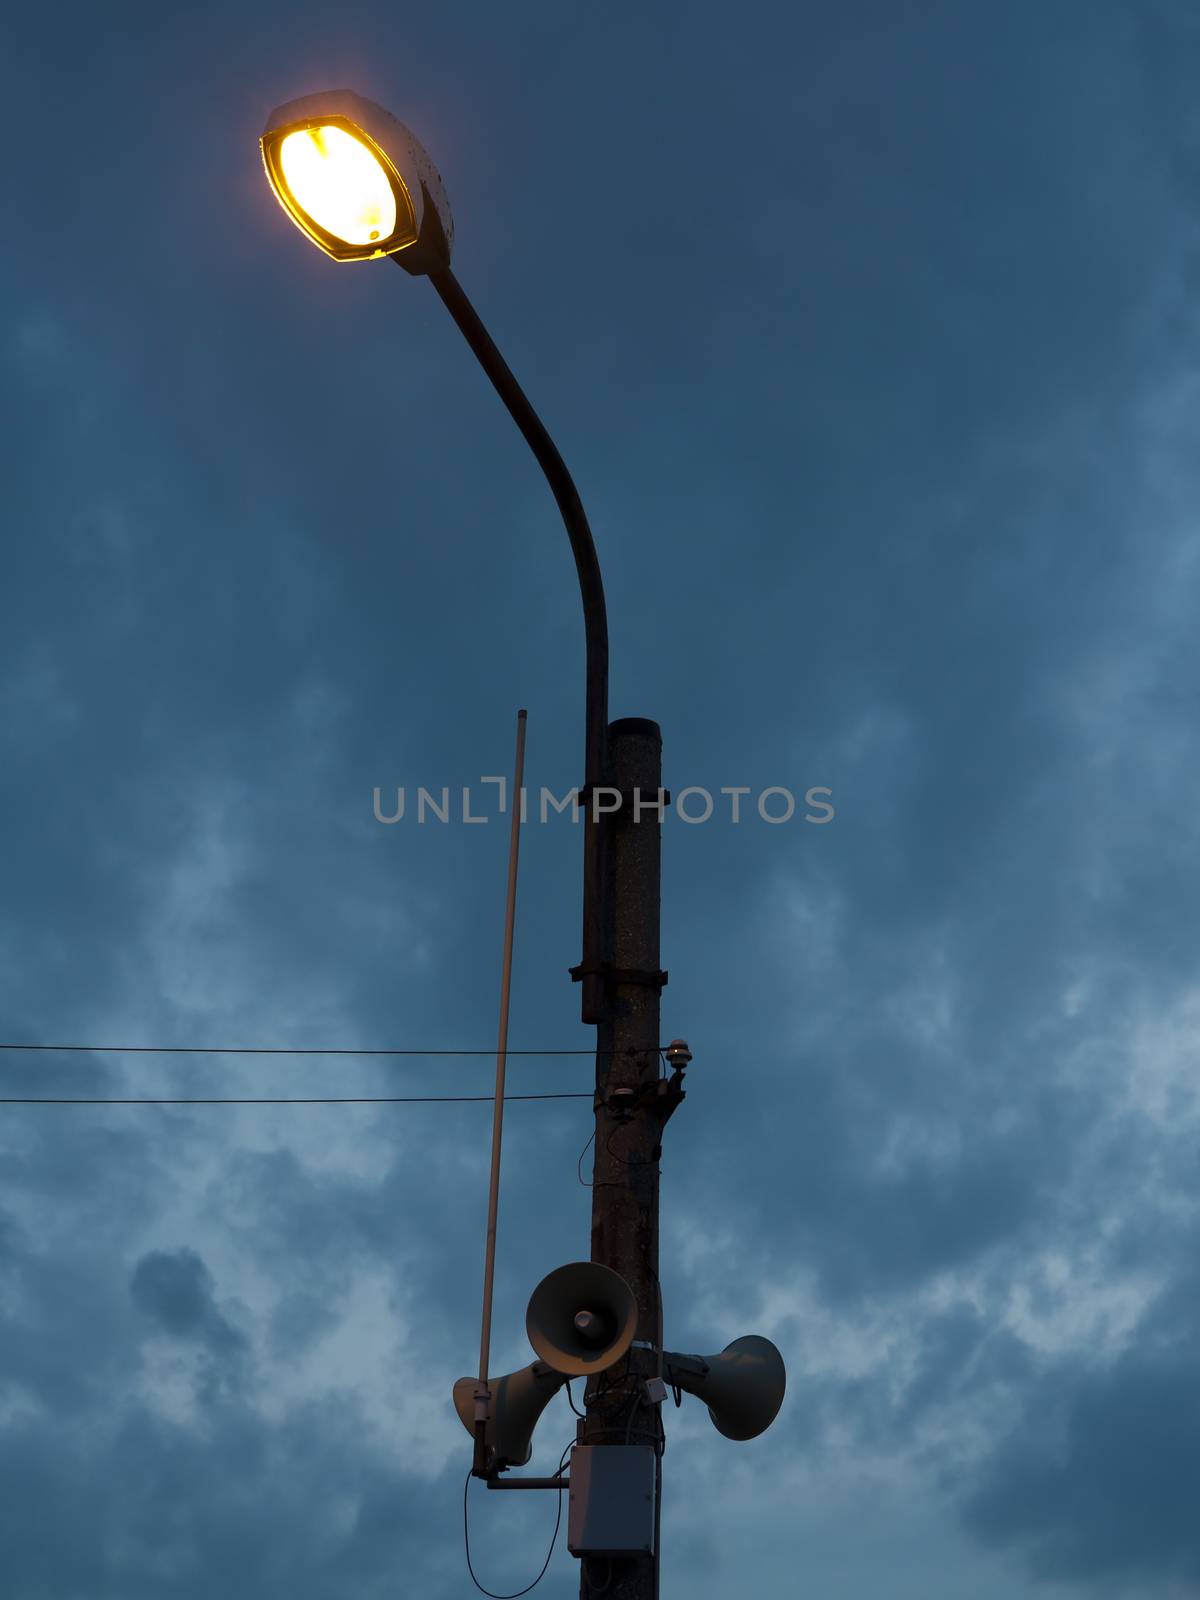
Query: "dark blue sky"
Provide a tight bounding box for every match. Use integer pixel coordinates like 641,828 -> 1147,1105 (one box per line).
5,2 -> 1200,1595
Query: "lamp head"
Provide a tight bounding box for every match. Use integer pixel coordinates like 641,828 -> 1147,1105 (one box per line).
260,89 -> 453,272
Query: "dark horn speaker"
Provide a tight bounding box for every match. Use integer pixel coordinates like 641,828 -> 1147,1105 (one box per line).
664,1334 -> 786,1440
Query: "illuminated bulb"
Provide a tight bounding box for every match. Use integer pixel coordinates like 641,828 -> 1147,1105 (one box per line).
277,125 -> 397,246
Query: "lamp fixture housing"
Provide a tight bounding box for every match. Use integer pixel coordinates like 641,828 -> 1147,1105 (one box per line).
260,89 -> 453,271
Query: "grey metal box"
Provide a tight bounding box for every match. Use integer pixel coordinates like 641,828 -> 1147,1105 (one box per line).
567,1446 -> 656,1557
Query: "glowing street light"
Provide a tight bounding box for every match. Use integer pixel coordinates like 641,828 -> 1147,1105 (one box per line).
261,90 -> 453,269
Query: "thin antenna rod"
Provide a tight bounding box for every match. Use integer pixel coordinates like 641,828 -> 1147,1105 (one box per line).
474,709 -> 528,1476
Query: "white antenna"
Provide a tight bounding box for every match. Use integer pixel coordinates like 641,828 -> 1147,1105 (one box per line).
473,708 -> 528,1476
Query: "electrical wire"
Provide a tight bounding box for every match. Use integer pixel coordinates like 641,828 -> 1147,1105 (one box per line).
0,1044 -> 665,1057
0,1093 -> 593,1106
580,1393 -> 629,1420
463,1436 -> 573,1599
619,1403 -> 665,1449
582,1371 -> 655,1443
576,1128 -> 624,1189
654,1265 -> 664,1386
576,1128 -> 596,1185
585,1363 -> 637,1412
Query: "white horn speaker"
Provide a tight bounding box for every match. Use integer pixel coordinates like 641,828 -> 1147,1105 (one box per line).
525,1261 -> 638,1377
452,1361 -> 567,1469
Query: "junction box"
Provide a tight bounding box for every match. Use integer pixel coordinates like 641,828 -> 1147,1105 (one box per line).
567,1445 -> 656,1557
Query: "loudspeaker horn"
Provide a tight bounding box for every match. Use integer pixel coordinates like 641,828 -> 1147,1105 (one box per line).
526,1261 -> 638,1377
664,1334 -> 786,1441
452,1361 -> 567,1470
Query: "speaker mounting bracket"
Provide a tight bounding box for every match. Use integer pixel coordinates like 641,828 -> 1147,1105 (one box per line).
661,1352 -> 710,1381
486,1471 -> 571,1491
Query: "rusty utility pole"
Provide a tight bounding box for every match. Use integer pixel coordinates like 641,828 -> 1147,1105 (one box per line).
577,717 -> 683,1600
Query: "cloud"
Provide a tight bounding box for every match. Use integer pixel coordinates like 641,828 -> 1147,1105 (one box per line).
962,1288 -> 1200,1588
130,1247 -> 247,1357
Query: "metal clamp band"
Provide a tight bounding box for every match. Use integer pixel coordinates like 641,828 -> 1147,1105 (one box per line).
570,962 -> 669,990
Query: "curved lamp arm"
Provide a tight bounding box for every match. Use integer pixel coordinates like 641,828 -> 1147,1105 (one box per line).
423,265 -> 610,1024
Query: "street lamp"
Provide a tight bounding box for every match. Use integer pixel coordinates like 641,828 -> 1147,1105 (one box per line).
260,91 -> 682,1600
260,89 -> 609,1026
261,94 -> 785,1600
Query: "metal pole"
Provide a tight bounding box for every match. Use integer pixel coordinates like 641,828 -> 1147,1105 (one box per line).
581,717 -> 666,1600
418,270 -> 674,1590
423,266 -> 610,1026
474,709 -> 528,1476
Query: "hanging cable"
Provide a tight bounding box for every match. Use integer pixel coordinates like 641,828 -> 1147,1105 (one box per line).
576,1128 -> 615,1188
581,1367 -> 648,1442
463,1437 -> 573,1598
576,1127 -> 623,1189
588,1362 -> 636,1407
576,1128 -> 596,1184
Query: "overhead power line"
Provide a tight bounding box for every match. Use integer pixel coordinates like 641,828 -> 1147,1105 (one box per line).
0,1092 -> 594,1106
0,1044 -> 606,1057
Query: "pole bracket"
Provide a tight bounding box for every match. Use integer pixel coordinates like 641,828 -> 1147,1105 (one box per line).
570,961 -> 668,991
595,1070 -> 686,1122
656,1069 -> 686,1128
